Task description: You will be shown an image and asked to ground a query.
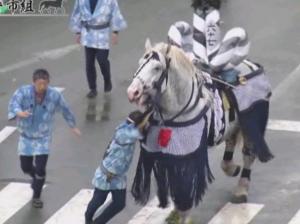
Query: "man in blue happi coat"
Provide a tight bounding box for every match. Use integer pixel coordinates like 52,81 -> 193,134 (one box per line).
69,0 -> 127,98
85,110 -> 150,224
8,69 -> 81,208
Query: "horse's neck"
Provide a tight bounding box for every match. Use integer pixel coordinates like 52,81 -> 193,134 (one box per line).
157,70 -> 211,122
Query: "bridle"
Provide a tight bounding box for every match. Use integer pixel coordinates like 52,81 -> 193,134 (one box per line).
133,44 -> 172,93
133,44 -> 204,125
152,45 -> 172,92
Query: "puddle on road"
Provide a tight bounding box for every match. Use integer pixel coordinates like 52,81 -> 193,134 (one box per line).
85,94 -> 111,122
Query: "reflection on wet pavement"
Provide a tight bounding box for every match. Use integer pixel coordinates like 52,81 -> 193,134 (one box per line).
86,94 -> 111,122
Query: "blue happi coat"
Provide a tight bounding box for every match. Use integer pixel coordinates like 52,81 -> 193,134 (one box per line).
69,0 -> 127,49
93,121 -> 142,190
8,85 -> 76,156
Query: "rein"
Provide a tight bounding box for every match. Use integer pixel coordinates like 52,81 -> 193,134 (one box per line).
152,44 -> 172,91
153,77 -> 196,124
136,44 -> 206,125
151,56 -> 204,125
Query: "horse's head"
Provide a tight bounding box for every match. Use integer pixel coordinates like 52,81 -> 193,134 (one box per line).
127,39 -> 197,108
127,39 -> 171,107
128,38 -> 213,122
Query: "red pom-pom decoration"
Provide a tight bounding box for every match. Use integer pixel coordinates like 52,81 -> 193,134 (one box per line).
158,128 -> 172,147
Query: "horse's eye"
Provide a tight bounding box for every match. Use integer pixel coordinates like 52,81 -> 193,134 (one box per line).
154,66 -> 161,72
144,53 -> 150,59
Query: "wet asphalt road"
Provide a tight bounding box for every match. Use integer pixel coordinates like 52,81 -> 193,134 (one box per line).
0,0 -> 300,223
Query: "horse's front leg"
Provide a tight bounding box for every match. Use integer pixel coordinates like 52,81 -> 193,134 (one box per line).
221,131 -> 241,177
165,208 -> 193,224
231,137 -> 256,203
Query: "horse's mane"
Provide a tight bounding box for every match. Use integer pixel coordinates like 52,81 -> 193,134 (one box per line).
153,42 -> 196,77
147,42 -> 213,116
153,42 -> 213,106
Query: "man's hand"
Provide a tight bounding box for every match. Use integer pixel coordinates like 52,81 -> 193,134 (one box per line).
111,32 -> 118,45
71,127 -> 81,136
75,33 -> 81,44
17,111 -> 32,118
106,172 -> 115,182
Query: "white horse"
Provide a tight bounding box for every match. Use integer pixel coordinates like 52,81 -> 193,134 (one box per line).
127,39 -> 271,223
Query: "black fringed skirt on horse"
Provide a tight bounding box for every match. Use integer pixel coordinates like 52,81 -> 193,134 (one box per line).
131,112 -> 214,211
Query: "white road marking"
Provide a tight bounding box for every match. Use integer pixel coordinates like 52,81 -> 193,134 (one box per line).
128,197 -> 174,224
0,126 -> 17,144
288,209 -> 300,224
0,36 -> 298,224
267,119 -> 300,132
0,45 -> 79,73
34,45 -> 79,61
207,202 -> 264,224
44,189 -> 111,224
0,183 -> 33,224
53,87 -> 65,93
271,64 -> 300,102
0,58 -> 39,74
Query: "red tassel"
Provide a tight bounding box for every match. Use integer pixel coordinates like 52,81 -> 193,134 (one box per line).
158,128 -> 172,147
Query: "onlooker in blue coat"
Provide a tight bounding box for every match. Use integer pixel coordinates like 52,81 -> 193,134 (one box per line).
69,0 -> 127,98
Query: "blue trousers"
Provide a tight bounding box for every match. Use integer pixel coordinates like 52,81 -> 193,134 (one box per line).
85,188 -> 126,224
85,47 -> 111,91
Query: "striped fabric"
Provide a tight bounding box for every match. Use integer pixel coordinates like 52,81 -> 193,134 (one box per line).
192,6 -> 250,72
142,117 -> 206,156
193,8 -> 221,64
168,21 -> 194,60
210,27 -> 250,72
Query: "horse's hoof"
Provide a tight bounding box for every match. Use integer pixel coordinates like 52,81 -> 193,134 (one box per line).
221,161 -> 241,177
165,210 -> 181,224
184,217 -> 194,224
231,178 -> 249,204
231,194 -> 248,204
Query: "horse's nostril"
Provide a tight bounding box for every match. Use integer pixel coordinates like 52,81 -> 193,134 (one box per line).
134,90 -> 139,96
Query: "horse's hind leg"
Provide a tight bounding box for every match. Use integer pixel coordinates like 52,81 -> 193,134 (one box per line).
231,137 -> 256,203
221,131 -> 241,177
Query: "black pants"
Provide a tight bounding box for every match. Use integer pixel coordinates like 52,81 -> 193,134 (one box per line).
20,155 -> 48,198
85,47 -> 111,91
85,188 -> 126,224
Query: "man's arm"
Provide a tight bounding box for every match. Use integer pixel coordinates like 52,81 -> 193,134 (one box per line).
69,0 -> 82,34
57,93 -> 81,136
57,94 -> 75,126
110,0 -> 127,33
8,88 -> 26,120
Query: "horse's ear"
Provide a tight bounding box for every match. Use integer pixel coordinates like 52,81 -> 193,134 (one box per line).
145,38 -> 152,51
